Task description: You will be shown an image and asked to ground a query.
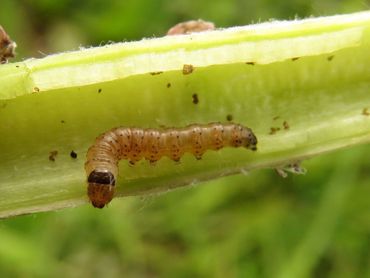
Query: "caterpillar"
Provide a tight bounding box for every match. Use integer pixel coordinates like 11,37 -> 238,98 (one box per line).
85,123 -> 257,208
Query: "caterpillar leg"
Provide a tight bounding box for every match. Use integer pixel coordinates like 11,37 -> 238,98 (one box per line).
195,154 -> 203,160
173,158 -> 181,164
149,160 -> 157,166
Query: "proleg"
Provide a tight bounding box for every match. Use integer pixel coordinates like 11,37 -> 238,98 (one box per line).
85,123 -> 257,208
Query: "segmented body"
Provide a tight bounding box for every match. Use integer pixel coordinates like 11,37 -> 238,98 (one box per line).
85,123 -> 257,208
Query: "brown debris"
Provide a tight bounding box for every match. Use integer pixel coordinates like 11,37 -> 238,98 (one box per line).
167,20 -> 215,35
49,150 -> 58,162
183,64 -> 194,75
283,121 -> 290,130
269,127 -> 281,135
0,25 -> 16,64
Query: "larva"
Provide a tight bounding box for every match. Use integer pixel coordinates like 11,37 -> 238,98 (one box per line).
85,123 -> 257,208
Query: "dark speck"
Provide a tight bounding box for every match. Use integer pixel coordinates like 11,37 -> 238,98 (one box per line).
70,150 -> 78,159
327,55 -> 334,61
192,93 -> 199,104
226,114 -> 233,121
150,71 -> 163,75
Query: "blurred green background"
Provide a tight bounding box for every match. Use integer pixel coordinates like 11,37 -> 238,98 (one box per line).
1,1 -> 369,277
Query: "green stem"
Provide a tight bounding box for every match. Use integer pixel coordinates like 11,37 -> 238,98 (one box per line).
0,12 -> 369,217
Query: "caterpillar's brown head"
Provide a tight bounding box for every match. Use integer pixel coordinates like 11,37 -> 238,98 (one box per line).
87,170 -> 116,208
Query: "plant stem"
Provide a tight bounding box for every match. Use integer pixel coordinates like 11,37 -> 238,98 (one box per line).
0,12 -> 369,217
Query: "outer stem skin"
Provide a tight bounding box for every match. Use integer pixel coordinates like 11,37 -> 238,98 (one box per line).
0,12 -> 369,217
